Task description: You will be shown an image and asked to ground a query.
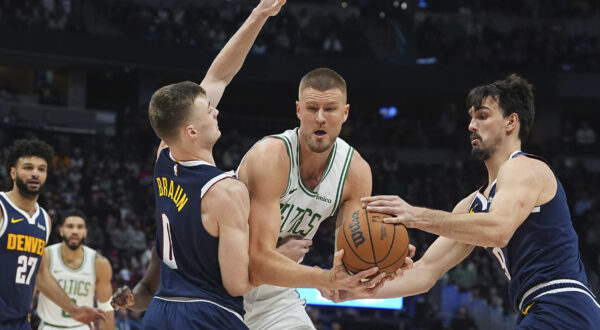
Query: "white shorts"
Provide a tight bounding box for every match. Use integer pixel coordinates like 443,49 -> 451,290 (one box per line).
243,285 -> 315,330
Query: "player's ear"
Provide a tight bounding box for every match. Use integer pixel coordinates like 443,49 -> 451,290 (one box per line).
343,104 -> 349,123
296,100 -> 301,120
10,167 -> 16,181
506,112 -> 519,133
183,124 -> 196,139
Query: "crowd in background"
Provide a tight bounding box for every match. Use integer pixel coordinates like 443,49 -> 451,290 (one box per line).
2,99 -> 598,329
1,0 -> 600,329
2,0 -> 600,69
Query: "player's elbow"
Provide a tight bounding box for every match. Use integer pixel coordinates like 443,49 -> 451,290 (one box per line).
248,246 -> 271,286
248,256 -> 266,286
224,280 -> 251,297
493,227 -> 515,248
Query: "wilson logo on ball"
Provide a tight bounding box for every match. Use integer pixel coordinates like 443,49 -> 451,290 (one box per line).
349,211 -> 365,248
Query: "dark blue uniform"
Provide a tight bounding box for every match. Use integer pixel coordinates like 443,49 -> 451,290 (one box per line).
0,192 -> 50,329
144,148 -> 246,330
468,151 -> 600,329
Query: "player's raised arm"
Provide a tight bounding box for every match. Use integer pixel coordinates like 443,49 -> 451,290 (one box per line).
238,139 -> 378,290
95,255 -> 115,329
200,0 -> 286,106
203,178 -> 252,296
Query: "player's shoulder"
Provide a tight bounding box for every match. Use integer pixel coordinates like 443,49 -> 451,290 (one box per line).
241,137 -> 290,175
205,177 -> 249,202
248,136 -> 289,159
94,250 -> 112,269
502,152 -> 553,179
348,149 -> 370,172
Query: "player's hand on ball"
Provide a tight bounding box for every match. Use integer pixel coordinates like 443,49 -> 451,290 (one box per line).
327,249 -> 386,291
388,244 -> 416,280
70,306 -> 106,328
256,0 -> 286,17
111,285 -> 135,310
276,235 -> 312,262
361,195 -> 419,228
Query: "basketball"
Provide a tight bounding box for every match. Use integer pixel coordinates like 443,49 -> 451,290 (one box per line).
337,209 -> 410,274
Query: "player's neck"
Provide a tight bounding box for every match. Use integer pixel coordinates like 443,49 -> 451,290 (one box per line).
484,140 -> 522,183
61,242 -> 84,267
5,189 -> 39,216
169,145 -> 215,166
298,141 -> 333,190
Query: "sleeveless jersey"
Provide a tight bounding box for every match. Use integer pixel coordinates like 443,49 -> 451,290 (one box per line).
239,128 -> 354,304
153,148 -> 243,316
37,244 -> 97,327
0,192 -> 50,322
468,151 -> 593,312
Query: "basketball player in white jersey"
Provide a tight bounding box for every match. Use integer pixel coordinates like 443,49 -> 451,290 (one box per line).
37,209 -> 114,330
236,68 -> 416,330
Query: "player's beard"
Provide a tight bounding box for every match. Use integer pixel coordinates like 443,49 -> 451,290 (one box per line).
63,235 -> 84,250
15,177 -> 45,199
471,134 -> 501,161
302,130 -> 333,153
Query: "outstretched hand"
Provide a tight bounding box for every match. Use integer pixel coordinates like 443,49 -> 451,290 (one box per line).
256,0 -> 287,17
361,195 -> 420,227
111,286 -> 135,310
320,244 -> 417,303
70,306 -> 106,328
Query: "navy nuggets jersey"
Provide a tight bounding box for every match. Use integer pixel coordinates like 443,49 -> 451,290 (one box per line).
0,192 -> 50,323
468,151 -> 598,315
153,148 -> 243,317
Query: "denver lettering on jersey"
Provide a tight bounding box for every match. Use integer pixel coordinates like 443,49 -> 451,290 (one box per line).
6,233 -> 45,256
156,177 -> 189,212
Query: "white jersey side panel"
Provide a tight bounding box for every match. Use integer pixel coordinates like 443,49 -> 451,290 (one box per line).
37,244 -> 97,327
239,128 -> 354,329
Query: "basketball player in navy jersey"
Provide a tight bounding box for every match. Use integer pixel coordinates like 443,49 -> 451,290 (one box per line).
0,139 -> 104,329
326,74 -> 600,328
112,0 -> 290,328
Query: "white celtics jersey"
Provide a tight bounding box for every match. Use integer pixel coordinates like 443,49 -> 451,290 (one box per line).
272,128 -> 353,240
37,244 -> 96,327
240,128 -> 354,329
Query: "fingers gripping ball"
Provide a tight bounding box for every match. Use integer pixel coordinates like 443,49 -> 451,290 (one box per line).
337,209 -> 409,274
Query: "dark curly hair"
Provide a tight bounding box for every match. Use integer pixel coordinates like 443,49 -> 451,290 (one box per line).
466,74 -> 535,142
6,138 -> 55,178
60,208 -> 87,226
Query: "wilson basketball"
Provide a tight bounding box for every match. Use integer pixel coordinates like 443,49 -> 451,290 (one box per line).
337,209 -> 409,274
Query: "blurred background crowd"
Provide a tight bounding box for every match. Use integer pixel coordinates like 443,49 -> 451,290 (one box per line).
1,0 -> 599,329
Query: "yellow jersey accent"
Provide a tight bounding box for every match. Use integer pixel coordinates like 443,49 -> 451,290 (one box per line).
6,233 -> 45,256
156,177 -> 188,212
522,302 -> 536,315
11,217 -> 24,224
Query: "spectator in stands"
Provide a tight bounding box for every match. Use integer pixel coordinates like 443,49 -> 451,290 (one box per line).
450,307 -> 477,330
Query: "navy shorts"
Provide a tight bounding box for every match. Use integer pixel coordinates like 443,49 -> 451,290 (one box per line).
517,290 -> 600,329
0,316 -> 29,330
143,297 -> 248,330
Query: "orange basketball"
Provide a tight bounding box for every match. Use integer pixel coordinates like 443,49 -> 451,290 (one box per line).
337,209 -> 410,274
